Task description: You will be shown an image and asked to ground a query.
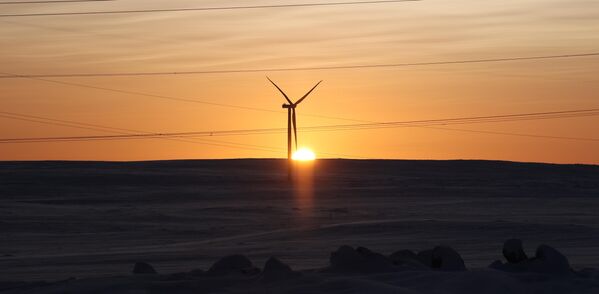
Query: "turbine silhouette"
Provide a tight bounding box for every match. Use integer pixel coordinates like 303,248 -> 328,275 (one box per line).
267,77 -> 322,162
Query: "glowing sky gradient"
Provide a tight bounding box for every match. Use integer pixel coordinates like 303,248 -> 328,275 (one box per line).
1,0 -> 598,163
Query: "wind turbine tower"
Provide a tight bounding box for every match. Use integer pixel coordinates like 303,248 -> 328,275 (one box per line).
267,77 -> 322,163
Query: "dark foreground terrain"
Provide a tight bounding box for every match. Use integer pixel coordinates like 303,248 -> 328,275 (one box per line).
1,159 -> 598,293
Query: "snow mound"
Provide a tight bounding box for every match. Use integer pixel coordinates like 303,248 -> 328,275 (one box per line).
3,244 -> 598,294
503,239 -> 528,264
417,246 -> 466,271
261,257 -> 299,281
389,250 -> 430,270
528,245 -> 571,274
328,246 -> 397,273
207,254 -> 259,275
491,240 -> 572,275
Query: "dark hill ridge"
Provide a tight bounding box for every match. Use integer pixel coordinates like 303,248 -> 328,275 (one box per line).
1,159 -> 598,281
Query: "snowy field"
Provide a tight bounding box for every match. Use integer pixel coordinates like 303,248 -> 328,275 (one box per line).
1,159 -> 598,293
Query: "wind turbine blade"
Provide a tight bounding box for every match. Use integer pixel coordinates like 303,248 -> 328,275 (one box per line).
295,80 -> 322,105
292,108 -> 298,150
267,76 -> 293,104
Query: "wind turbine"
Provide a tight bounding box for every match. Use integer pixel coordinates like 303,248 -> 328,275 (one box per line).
267,77 -> 322,162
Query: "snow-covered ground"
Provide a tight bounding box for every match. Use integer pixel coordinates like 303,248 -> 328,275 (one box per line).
1,159 -> 598,293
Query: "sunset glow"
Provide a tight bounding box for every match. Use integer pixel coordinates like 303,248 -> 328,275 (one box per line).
292,148 -> 316,161
0,0 -> 598,163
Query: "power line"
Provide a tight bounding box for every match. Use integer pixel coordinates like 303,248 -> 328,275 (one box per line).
0,112 -> 287,153
0,19 -> 167,43
424,126 -> 599,142
2,108 -> 597,143
0,0 -> 112,3
2,52 -> 597,124
1,53 -> 597,79
0,0 -> 419,17
2,56 -> 598,153
0,112 -> 286,154
301,109 -> 599,131
2,72 -> 598,146
0,111 -> 369,158
0,0 -> 112,4
0,72 -> 368,123
2,109 -> 595,158
0,112 -> 133,134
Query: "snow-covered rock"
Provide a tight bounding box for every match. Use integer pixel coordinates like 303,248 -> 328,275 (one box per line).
389,249 -> 418,264
528,245 -> 571,274
389,249 -> 429,270
328,245 -> 396,273
207,254 -> 259,275
261,257 -> 299,281
416,249 -> 434,267
431,246 -> 467,271
503,239 -> 528,264
492,241 -> 572,275
417,246 -> 466,271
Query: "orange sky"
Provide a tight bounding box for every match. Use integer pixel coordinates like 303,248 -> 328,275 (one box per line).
1,0 -> 598,163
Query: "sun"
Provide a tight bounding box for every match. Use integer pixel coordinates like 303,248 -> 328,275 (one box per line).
292,147 -> 316,161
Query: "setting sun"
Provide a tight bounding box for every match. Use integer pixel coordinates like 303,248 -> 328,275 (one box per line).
292,148 -> 316,161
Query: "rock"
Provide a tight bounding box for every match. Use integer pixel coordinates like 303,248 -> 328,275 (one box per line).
264,257 -> 292,273
503,239 -> 528,264
389,250 -> 429,270
417,246 -> 466,271
330,245 -> 360,269
416,249 -> 434,267
208,254 -> 259,275
389,250 -> 418,264
527,245 -> 571,274
132,262 -> 157,274
261,257 -> 299,281
356,247 -> 384,259
329,245 -> 396,273
431,246 -> 466,271
493,244 -> 572,274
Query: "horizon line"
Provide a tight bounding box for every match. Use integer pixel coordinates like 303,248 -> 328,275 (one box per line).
1,158 -> 597,166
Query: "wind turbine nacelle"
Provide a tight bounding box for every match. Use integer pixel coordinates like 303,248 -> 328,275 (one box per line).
282,104 -> 294,109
